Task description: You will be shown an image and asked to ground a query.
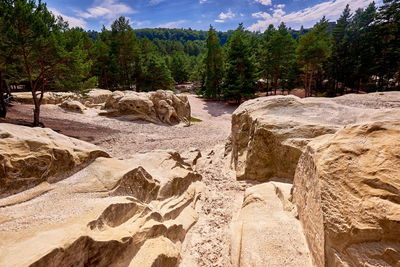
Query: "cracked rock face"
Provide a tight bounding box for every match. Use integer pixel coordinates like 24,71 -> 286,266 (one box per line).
0,123 -> 109,198
0,126 -> 203,267
230,94 -> 400,182
292,121 -> 400,267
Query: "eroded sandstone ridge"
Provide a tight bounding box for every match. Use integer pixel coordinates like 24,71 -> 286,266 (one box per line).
13,89 -> 191,125
0,123 -> 109,198
293,121 -> 400,267
229,92 -> 400,267
0,124 -> 202,266
230,93 -> 400,182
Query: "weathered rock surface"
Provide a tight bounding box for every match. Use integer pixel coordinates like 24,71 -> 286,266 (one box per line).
59,100 -> 86,113
84,89 -> 113,105
0,123 -> 109,198
13,91 -> 79,105
102,90 -> 191,124
231,93 -> 400,182
12,89 -> 191,124
292,121 -> 400,267
0,126 -> 203,267
230,181 -> 312,267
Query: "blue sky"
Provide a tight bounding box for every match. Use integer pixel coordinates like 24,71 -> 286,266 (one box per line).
47,0 -> 379,32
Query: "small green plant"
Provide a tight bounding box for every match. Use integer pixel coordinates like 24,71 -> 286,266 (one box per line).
190,117 -> 202,122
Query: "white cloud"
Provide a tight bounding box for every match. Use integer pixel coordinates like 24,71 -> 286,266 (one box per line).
149,0 -> 165,5
131,20 -> 151,27
255,0 -> 272,6
199,0 -> 208,3
248,0 -> 378,31
274,4 -> 285,9
49,8 -> 87,28
252,12 -> 272,20
215,8 -> 235,23
77,0 -> 135,20
157,20 -> 187,28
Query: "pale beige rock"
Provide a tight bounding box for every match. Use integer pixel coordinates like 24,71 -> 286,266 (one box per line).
230,181 -> 312,267
13,91 -> 79,105
59,100 -> 86,113
0,138 -> 202,267
292,121 -> 400,267
84,89 -> 113,104
102,90 -> 191,124
231,93 -> 400,182
0,123 -> 109,198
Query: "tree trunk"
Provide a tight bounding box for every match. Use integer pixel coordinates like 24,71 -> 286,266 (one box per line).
304,64 -> 309,97
308,65 -> 315,97
0,71 -> 6,118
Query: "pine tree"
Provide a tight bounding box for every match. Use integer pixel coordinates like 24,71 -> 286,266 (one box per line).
297,18 -> 332,97
53,27 -> 97,92
137,53 -> 174,92
1,0 -> 68,126
110,17 -> 138,90
203,25 -> 224,98
377,0 -> 400,89
260,23 -> 296,95
330,4 -> 352,95
170,52 -> 190,83
224,23 -> 256,102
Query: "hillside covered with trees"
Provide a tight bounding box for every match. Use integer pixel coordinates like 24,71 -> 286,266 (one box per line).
0,0 -> 399,125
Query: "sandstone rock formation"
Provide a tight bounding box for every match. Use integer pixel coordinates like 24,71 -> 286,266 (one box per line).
12,89 -> 191,124
0,126 -> 203,267
102,90 -> 191,124
13,91 -> 79,105
292,121 -> 400,267
230,93 -> 400,182
84,89 -> 113,105
230,181 -> 312,267
59,100 -> 86,113
0,123 -> 109,198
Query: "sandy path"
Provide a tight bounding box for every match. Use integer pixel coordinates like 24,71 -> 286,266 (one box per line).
4,95 -> 237,158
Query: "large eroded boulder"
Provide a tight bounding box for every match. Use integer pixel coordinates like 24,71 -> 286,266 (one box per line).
103,90 -> 191,124
230,93 -> 400,182
0,123 -> 109,198
292,121 -> 400,267
0,126 -> 203,266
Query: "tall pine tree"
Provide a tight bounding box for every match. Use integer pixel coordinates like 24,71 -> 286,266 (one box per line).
224,23 -> 255,102
203,25 -> 224,98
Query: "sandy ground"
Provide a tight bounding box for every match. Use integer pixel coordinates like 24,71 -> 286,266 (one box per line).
2,94 -> 252,266
3,95 -> 237,159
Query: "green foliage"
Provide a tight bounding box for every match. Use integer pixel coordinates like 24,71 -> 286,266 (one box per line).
259,23 -> 297,93
136,53 -> 174,92
168,51 -> 191,83
296,18 -> 332,96
202,25 -> 224,98
223,24 -> 256,102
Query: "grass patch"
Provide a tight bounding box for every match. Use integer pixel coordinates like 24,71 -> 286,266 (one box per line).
190,117 -> 202,122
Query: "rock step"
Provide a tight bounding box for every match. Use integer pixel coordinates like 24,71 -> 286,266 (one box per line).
231,181 -> 313,267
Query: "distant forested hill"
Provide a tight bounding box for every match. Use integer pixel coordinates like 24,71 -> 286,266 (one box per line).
134,28 -> 234,45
